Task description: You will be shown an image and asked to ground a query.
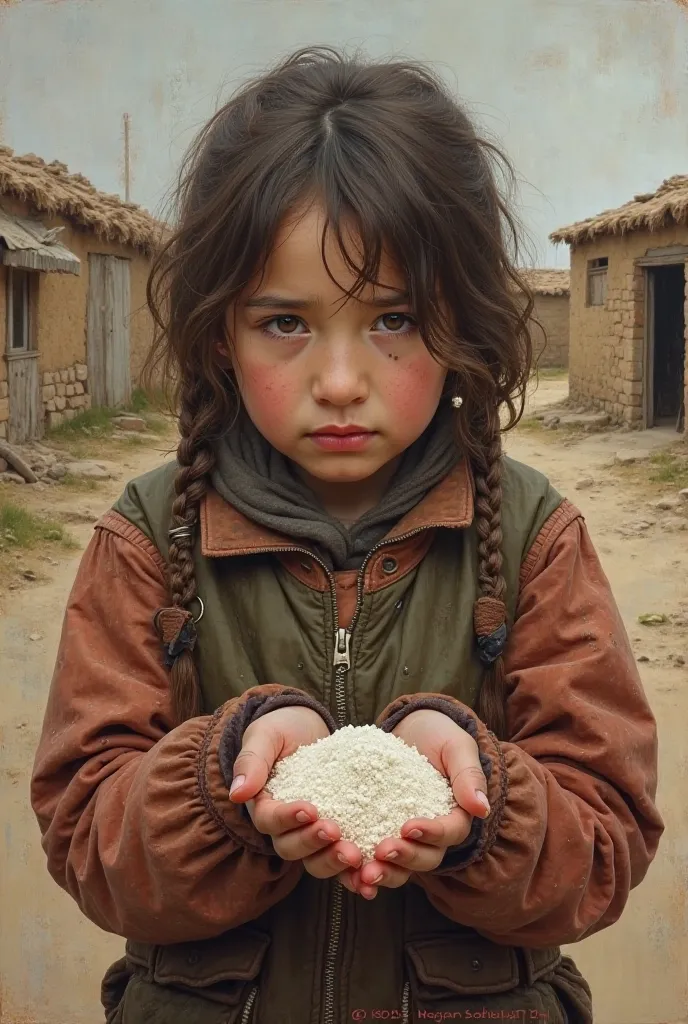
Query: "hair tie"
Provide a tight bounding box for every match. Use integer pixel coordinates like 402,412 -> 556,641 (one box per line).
474,597 -> 508,666
153,606 -> 198,668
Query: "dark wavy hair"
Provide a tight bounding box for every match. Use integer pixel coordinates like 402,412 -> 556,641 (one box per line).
145,46 -> 535,737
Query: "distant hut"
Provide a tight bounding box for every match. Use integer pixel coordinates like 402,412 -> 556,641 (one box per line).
520,269 -> 570,369
0,147 -> 162,443
551,176 -> 688,431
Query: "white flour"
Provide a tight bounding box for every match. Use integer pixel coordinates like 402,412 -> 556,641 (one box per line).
267,724 -> 456,861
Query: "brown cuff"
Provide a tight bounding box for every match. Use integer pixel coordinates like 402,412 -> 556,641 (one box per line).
377,694 -> 507,872
218,688 -> 337,793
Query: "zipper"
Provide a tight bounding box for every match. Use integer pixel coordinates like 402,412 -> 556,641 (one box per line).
243,532 -> 432,1024
239,984 -> 258,1024
321,527 -> 431,1024
401,981 -> 410,1024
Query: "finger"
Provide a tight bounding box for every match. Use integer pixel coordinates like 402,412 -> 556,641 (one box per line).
397,809 -> 472,849
229,739 -> 278,803
272,820 -> 341,861
444,742 -> 490,819
303,840 -> 362,880
249,793 -> 323,837
357,861 -> 412,891
338,870 -> 359,895
366,838 -> 443,875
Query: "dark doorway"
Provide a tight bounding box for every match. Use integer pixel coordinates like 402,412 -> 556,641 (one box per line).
649,264 -> 685,428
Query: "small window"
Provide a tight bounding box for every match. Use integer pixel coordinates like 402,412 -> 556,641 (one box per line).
587,257 -> 608,307
6,268 -> 33,352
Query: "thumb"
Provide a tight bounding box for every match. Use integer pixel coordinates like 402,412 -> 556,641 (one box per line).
444,737 -> 490,820
228,727 -> 276,803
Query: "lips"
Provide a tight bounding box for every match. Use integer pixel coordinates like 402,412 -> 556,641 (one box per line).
310,425 -> 373,437
308,426 -> 376,452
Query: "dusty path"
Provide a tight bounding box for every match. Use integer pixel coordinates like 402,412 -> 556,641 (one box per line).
1,398 -> 687,1024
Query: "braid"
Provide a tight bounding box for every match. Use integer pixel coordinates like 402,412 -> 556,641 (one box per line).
472,408 -> 508,740
165,384 -> 217,723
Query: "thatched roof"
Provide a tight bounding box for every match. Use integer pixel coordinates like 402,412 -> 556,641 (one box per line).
550,175 -> 688,246
0,146 -> 163,255
520,268 -> 569,297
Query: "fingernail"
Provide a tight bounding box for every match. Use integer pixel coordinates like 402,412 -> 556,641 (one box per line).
229,775 -> 245,796
475,791 -> 491,816
407,829 -> 423,840
319,830 -> 334,842
370,873 -> 384,885
296,811 -> 313,823
385,851 -> 399,861
337,853 -> 351,864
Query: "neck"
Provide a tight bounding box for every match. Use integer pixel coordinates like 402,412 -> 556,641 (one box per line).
296,457 -> 401,526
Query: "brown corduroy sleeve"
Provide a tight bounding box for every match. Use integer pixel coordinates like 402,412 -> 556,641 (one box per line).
377,512 -> 664,948
30,515 -> 329,944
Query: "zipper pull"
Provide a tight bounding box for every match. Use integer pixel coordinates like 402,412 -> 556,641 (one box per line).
333,627 -> 351,670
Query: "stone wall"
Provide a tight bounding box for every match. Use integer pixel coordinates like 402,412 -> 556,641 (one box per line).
41,363 -> 92,429
531,294 -> 569,368
568,223 -> 688,427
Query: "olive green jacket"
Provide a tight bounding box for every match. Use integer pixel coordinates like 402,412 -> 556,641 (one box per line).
31,457 -> 663,1024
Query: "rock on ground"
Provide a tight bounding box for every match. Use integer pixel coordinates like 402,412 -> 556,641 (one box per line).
615,450 -> 653,466
112,415 -> 146,432
63,461 -> 119,480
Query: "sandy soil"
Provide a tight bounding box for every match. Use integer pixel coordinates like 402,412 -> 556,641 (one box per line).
1,389 -> 687,1024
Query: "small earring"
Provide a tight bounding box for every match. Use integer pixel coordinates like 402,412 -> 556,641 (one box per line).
451,395 -> 464,409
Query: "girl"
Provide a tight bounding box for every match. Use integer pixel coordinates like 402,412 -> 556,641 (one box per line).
31,48 -> 662,1024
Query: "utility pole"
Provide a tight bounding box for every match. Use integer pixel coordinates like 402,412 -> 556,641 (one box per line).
123,112 -> 131,202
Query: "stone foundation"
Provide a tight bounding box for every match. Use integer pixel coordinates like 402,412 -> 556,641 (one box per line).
42,363 -> 91,429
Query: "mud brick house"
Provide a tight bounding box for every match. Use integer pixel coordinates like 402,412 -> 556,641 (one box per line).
551,176 -> 688,431
521,269 -> 570,368
0,147 -> 161,443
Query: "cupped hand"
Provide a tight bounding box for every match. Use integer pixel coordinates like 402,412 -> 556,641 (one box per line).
340,709 -> 490,900
228,706 -> 363,876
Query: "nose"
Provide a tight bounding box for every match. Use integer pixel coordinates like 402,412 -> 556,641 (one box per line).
311,336 -> 369,408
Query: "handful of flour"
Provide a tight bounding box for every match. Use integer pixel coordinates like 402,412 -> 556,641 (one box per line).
266,724 -> 456,861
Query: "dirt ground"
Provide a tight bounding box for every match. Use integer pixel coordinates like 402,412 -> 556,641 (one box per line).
1,381 -> 687,1024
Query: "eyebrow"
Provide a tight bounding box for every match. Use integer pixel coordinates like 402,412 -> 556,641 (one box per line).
244,290 -> 410,310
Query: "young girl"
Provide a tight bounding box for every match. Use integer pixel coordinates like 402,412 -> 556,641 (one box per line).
31,48 -> 662,1024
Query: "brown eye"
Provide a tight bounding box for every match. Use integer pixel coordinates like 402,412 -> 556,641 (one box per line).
262,315 -> 306,337
276,316 -> 300,333
381,314 -> 405,331
373,313 -> 416,334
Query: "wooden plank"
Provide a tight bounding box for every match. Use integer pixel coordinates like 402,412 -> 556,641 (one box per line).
87,254 -> 107,407
7,351 -> 41,443
87,254 -> 131,408
109,256 -> 131,407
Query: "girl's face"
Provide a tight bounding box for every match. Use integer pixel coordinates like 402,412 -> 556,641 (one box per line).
228,203 -> 447,512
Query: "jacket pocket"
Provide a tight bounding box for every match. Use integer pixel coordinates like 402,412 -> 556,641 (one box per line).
545,955 -> 593,1024
405,935 -> 571,1021
118,927 -> 270,1024
101,956 -> 130,1024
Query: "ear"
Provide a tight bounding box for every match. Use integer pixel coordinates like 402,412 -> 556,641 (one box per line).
215,340 -> 232,367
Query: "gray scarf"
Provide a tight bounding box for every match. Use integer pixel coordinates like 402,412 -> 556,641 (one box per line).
211,403 -> 459,570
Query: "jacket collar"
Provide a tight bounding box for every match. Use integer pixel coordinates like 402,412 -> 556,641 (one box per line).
200,458 -> 474,559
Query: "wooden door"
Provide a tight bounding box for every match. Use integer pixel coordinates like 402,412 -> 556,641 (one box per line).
87,254 -> 131,408
6,267 -> 42,443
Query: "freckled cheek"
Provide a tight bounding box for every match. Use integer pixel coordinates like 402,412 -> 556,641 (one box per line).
238,360 -> 302,436
380,355 -> 446,428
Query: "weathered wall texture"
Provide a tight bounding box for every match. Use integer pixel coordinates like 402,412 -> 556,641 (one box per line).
2,0 -> 688,267
531,294 -> 569,368
569,224 -> 688,425
0,196 -> 154,435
